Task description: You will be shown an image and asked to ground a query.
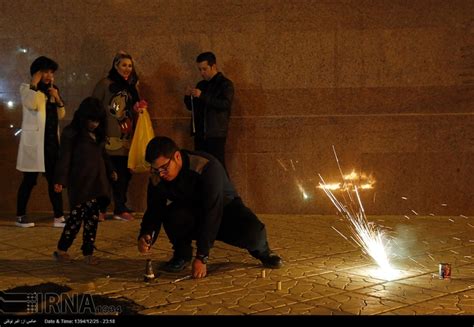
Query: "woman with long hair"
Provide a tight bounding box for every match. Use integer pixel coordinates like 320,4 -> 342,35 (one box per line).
92,51 -> 144,221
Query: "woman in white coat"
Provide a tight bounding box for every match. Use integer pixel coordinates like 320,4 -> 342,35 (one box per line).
16,56 -> 66,228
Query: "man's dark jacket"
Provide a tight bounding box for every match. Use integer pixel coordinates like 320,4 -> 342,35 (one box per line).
184,72 -> 234,138
138,150 -> 238,256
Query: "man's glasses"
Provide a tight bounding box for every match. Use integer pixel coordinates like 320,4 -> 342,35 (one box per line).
150,158 -> 172,175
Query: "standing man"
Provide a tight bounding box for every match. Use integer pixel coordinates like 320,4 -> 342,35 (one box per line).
184,52 -> 234,171
137,136 -> 282,279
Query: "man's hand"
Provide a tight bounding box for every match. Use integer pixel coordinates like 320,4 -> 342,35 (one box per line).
54,184 -> 63,193
191,88 -> 201,98
185,86 -> 193,96
192,259 -> 207,279
138,234 -> 152,253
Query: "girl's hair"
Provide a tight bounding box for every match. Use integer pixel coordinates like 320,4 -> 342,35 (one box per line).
107,51 -> 139,85
70,97 -> 107,143
30,56 -> 58,76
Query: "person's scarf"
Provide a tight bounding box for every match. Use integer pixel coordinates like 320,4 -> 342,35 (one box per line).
107,69 -> 140,106
37,81 -> 57,101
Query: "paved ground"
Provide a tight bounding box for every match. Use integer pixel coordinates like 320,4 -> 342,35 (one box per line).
0,212 -> 473,315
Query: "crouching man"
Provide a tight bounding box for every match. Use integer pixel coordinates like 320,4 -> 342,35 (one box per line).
137,136 -> 282,279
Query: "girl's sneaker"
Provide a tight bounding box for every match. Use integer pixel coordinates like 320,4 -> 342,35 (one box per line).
84,255 -> 99,265
53,250 -> 71,263
113,212 -> 134,221
53,216 -> 66,228
15,215 -> 35,228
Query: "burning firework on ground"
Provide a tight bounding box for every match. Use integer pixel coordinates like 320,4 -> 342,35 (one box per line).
317,169 -> 375,191
276,150 -> 472,280
319,146 -> 399,280
277,156 -> 374,201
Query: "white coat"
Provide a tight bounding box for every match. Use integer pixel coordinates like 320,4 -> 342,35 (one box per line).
16,83 -> 66,172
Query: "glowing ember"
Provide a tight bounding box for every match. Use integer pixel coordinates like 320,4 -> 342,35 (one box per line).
319,183 -> 341,191
319,146 -> 398,280
296,181 -> 309,200
317,169 -> 375,191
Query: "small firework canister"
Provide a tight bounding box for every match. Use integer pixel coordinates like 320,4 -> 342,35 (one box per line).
439,263 -> 451,279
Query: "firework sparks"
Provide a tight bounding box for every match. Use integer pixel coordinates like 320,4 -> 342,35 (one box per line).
331,226 -> 348,240
318,183 -> 341,190
318,147 -> 398,280
290,159 -> 296,171
316,160 -> 375,192
296,180 -> 309,200
317,174 -> 374,191
276,158 -> 288,171
350,235 -> 362,248
408,256 -> 426,268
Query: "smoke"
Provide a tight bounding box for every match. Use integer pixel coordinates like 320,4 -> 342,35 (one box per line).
390,224 -> 418,259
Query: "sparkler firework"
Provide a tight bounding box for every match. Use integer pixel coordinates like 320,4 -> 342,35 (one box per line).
319,146 -> 398,280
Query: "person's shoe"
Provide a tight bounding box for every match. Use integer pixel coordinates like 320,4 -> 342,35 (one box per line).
258,251 -> 283,269
15,215 -> 34,228
113,212 -> 134,221
162,257 -> 191,273
53,250 -> 71,263
53,216 -> 66,228
98,212 -> 106,222
84,255 -> 99,265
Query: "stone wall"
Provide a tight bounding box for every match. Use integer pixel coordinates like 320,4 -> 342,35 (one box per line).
0,0 -> 473,215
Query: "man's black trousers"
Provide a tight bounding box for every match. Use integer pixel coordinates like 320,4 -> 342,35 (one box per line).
162,197 -> 270,260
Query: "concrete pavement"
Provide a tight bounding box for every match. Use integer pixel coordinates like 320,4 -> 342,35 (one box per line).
0,213 -> 473,315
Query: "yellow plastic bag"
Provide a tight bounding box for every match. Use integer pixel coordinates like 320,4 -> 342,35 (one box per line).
128,108 -> 154,173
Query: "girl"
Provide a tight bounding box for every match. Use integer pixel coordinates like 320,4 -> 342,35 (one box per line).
53,97 -> 117,264
16,56 -> 66,228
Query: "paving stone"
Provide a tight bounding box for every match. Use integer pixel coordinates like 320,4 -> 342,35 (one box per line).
302,291 -> 406,315
196,288 -> 298,314
385,289 -> 474,315
0,271 -> 47,291
353,281 -> 447,304
139,299 -> 242,315
268,277 -> 344,301
1,214 -> 473,315
298,271 -> 385,291
254,302 -> 352,315
299,254 -> 372,274
398,271 -> 474,294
